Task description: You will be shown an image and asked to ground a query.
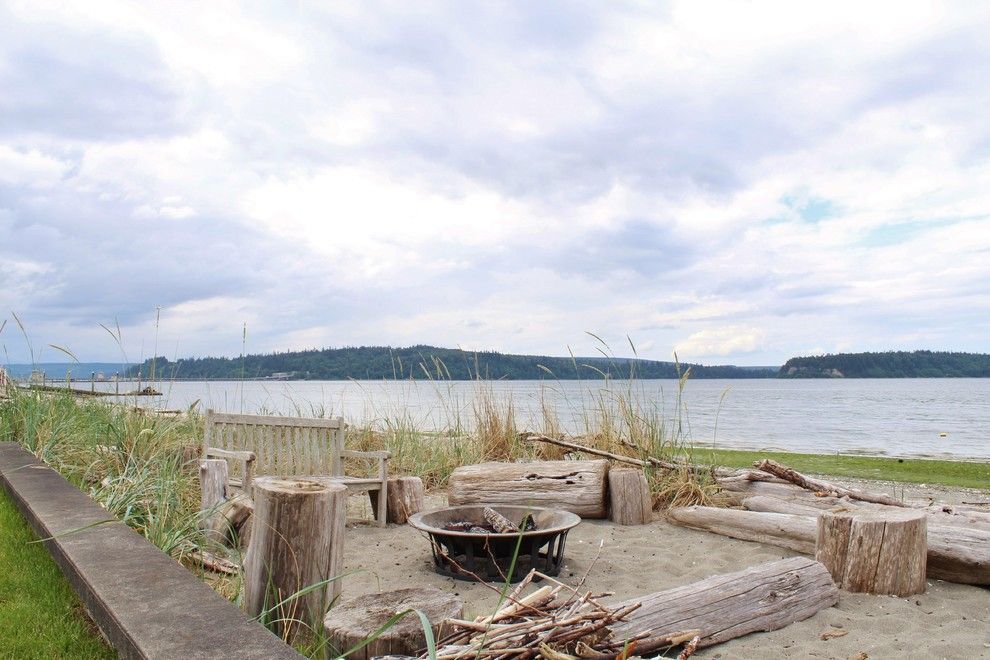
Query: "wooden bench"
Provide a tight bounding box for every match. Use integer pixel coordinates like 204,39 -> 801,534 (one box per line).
203,410 -> 390,526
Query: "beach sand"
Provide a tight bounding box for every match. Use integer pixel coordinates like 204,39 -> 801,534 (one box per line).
341,489 -> 990,659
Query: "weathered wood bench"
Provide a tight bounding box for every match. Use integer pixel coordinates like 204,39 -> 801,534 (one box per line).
203,410 -> 390,526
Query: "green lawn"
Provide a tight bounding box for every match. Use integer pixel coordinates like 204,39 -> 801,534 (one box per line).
0,489 -> 114,659
691,448 -> 990,490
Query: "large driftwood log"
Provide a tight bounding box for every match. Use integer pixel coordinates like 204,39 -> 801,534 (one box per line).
244,478 -> 347,644
742,493 -> 990,533
669,506 -> 816,553
323,587 -> 463,660
608,468 -> 653,525
816,509 -> 927,595
448,460 -> 609,518
369,476 -> 425,525
611,557 -> 838,648
668,505 -> 990,585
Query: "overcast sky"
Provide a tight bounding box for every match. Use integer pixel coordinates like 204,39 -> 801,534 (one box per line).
2,1 -> 989,366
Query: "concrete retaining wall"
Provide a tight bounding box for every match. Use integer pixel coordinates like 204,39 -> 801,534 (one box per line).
0,442 -> 301,659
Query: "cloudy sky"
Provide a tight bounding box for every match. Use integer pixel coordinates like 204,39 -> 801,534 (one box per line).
2,1 -> 989,366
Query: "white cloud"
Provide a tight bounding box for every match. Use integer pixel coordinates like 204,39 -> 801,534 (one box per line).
1,1 -> 989,364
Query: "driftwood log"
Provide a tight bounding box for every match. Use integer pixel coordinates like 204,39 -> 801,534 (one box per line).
668,505 -> 990,585
369,476 -> 425,524
608,468 -> 653,525
816,509 -> 927,595
448,460 -> 609,518
323,587 -> 463,660
244,478 -> 347,643
612,557 -> 838,648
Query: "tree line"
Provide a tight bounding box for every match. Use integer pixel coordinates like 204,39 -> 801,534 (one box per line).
780,350 -> 990,378
127,345 -> 777,381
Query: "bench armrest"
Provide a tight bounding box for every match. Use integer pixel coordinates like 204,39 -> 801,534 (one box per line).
204,448 -> 257,492
340,449 -> 391,460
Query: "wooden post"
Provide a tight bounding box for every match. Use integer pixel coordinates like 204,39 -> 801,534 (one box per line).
369,476 -> 425,524
324,587 -> 463,660
244,477 -> 347,644
608,468 -> 653,525
199,459 -> 229,541
816,509 -> 927,595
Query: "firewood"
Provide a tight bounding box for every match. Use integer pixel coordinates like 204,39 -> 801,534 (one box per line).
484,506 -> 519,533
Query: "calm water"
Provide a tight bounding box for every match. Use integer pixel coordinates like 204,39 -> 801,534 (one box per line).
90,378 -> 990,460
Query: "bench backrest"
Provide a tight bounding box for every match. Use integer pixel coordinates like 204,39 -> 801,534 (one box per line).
204,410 -> 346,478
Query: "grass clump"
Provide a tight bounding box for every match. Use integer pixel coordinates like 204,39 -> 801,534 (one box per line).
0,390 -> 210,563
703,448 -> 990,490
0,489 -> 114,659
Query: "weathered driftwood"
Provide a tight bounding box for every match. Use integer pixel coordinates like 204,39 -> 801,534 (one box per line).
754,459 -> 911,507
483,506 -> 518,533
448,460 -> 609,518
668,505 -> 990,585
608,468 -> 653,525
244,478 -> 347,644
816,509 -> 927,595
324,587 -> 463,660
669,506 -> 816,553
741,489 -> 990,533
199,458 -> 229,541
611,557 -> 838,648
522,433 -> 748,477
369,476 -> 425,524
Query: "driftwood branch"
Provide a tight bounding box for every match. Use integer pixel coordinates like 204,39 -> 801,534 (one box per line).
753,459 -> 912,508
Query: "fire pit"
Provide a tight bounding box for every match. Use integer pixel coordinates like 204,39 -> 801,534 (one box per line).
408,505 -> 581,582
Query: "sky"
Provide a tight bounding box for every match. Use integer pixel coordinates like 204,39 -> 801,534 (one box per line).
1,1 -> 989,366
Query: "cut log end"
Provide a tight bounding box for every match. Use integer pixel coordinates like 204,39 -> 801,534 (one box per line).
815,509 -> 927,596
608,468 -> 653,525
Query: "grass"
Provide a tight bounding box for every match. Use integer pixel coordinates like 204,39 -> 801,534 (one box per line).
0,488 -> 114,659
699,447 -> 990,490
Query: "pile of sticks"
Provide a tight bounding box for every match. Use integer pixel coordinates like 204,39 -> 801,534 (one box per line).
428,569 -> 700,660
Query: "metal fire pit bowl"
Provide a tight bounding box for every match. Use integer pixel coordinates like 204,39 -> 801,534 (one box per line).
408,505 -> 581,582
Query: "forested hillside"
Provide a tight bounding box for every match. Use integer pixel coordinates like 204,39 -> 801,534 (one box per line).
780,351 -> 990,378
126,345 -> 777,381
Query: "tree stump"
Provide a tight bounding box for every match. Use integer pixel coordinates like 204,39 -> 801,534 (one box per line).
244,477 -> 347,644
323,587 -> 463,660
608,468 -> 653,525
199,459 -> 229,541
815,508 -> 927,595
369,476 -> 425,524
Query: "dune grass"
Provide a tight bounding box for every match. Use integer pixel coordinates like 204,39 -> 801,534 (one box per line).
0,488 -> 114,659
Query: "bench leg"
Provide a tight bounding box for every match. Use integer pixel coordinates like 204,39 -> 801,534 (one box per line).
376,483 -> 387,527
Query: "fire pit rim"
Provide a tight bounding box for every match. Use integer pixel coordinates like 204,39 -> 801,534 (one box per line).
407,504 -> 581,539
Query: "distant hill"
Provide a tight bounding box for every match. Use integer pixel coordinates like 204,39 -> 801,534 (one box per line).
125,345 -> 778,381
780,351 -> 990,378
3,362 -> 133,380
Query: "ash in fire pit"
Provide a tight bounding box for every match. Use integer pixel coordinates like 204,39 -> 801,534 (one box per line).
408,505 -> 580,582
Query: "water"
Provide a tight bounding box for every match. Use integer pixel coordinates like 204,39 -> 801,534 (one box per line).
89,378 -> 990,460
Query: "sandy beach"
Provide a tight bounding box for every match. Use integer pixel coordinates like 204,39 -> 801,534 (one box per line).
342,486 -> 990,659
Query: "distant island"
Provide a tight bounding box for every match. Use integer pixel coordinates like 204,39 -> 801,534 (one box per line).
125,345 -> 777,381
779,350 -> 990,378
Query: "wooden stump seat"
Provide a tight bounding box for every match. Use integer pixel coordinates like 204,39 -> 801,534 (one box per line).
323,587 -> 463,659
815,508 -> 927,595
